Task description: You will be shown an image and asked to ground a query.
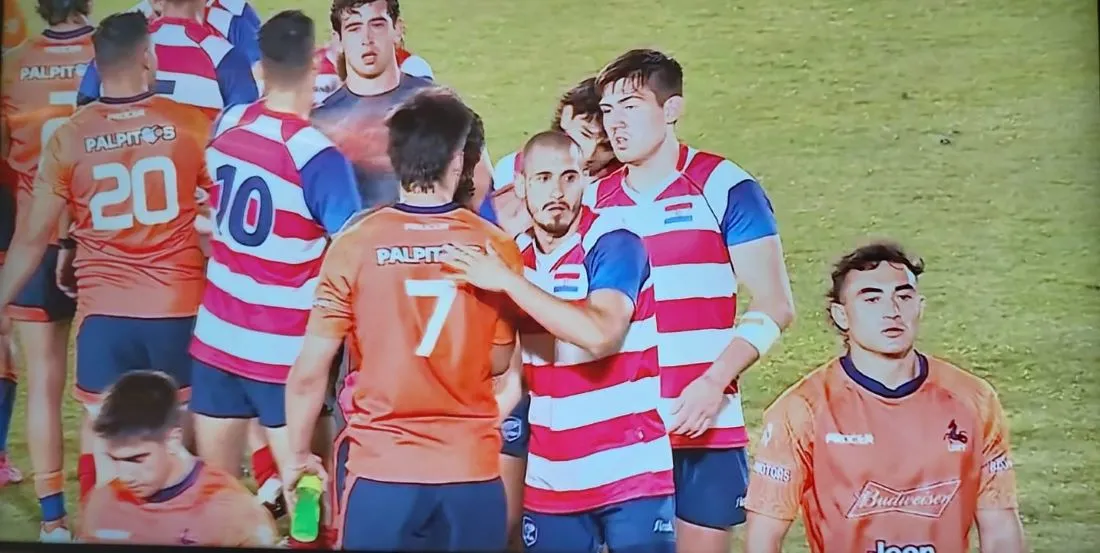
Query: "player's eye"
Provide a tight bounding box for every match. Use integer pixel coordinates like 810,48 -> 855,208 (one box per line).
863,296 -> 880,303
898,293 -> 914,301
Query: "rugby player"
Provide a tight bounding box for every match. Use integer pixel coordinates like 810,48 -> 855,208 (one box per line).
76,0 -> 259,118
1,0 -> 27,50
311,34 -> 433,104
744,242 -> 1026,553
588,49 -> 797,553
0,0 -> 94,537
0,13 -> 214,540
80,371 -> 278,546
284,88 -> 520,551
445,131 -> 676,553
312,0 -> 492,211
132,0 -> 262,64
187,9 -> 363,543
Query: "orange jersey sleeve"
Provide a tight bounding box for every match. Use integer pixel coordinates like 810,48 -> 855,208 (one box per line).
744,389 -> 814,521
1,0 -> 26,51
976,387 -> 1018,510
40,95 -> 212,318
307,228 -> 358,339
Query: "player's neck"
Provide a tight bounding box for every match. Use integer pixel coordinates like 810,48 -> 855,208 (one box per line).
158,7 -> 203,22
624,131 -> 681,193
101,76 -> 152,101
150,450 -> 198,500
400,190 -> 453,207
846,345 -> 920,390
345,65 -> 401,97
262,90 -> 311,119
50,16 -> 91,33
533,217 -> 581,254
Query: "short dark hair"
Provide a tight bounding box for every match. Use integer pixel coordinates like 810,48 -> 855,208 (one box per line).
93,371 -> 182,442
330,0 -> 400,34
454,108 -> 485,205
259,10 -> 315,88
827,241 -> 925,329
92,12 -> 150,72
36,0 -> 91,26
522,130 -> 580,168
386,87 -> 475,193
595,48 -> 683,105
550,77 -> 602,131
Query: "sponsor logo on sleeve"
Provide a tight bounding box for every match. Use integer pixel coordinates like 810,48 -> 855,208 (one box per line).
751,460 -> 792,483
986,453 -> 1013,474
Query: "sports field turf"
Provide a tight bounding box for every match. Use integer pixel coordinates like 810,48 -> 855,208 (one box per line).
1,0 -> 1097,550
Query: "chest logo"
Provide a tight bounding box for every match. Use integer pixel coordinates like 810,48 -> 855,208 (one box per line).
943,419 -> 968,452
847,479 -> 961,519
662,201 -> 694,225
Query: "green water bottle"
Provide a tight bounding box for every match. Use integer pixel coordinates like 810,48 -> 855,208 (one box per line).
289,474 -> 323,543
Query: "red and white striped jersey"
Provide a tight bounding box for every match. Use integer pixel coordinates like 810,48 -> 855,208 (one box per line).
130,0 -> 261,63
518,207 -> 674,514
311,45 -> 434,105
583,144 -> 780,449
190,101 -> 363,383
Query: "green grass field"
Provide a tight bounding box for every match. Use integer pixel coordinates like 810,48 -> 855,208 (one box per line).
1,0 -> 1098,550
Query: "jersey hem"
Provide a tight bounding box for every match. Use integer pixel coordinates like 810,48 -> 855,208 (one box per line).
523,487 -> 676,515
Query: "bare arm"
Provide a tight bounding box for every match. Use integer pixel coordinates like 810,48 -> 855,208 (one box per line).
501,275 -> 633,359
976,508 -> 1026,553
703,236 -> 796,387
285,335 -> 342,458
744,512 -> 793,553
492,340 -> 523,421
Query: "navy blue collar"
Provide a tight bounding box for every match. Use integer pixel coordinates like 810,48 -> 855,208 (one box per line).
42,26 -> 94,40
393,202 -> 460,215
146,460 -> 202,504
841,352 -> 928,399
100,91 -> 156,105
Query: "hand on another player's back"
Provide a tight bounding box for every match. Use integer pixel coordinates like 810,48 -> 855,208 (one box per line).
668,374 -> 727,438
442,242 -> 518,293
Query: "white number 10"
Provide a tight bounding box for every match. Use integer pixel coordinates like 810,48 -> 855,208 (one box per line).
404,279 -> 457,357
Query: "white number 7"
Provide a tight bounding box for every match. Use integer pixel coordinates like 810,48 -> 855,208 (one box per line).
404,279 -> 457,357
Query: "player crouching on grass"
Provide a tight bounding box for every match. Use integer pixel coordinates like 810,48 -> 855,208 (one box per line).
743,241 -> 1027,553
79,371 -> 278,546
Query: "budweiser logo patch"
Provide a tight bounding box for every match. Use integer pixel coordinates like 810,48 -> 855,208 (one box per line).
846,480 -> 960,519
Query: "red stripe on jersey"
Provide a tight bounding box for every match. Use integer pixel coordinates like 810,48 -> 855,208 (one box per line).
524,347 -> 659,399
208,241 -> 322,289
670,426 -> 748,449
633,286 -> 657,320
528,411 -> 667,462
653,296 -> 736,334
273,209 -> 326,241
656,150 -> 723,202
644,230 -> 730,267
210,132 -> 301,186
675,143 -> 690,171
190,339 -> 290,384
200,283 -> 310,336
591,173 -> 634,207
154,44 -> 218,80
524,470 -> 675,515
555,272 -> 581,280
660,362 -> 739,397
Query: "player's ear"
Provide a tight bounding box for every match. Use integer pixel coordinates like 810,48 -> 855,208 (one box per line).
917,294 -> 926,321
166,426 -> 184,451
828,302 -> 849,332
663,95 -> 684,125
395,18 -> 406,41
514,174 -> 528,200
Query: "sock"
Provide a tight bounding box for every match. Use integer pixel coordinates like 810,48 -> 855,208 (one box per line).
0,376 -> 15,453
250,446 -> 278,488
77,454 -> 96,504
34,471 -> 67,524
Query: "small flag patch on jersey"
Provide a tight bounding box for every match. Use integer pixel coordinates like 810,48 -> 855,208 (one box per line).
663,202 -> 693,225
553,271 -> 581,293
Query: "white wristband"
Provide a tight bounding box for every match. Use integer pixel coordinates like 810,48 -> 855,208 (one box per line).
733,310 -> 782,357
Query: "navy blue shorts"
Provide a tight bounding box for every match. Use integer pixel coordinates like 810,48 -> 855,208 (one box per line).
0,185 -> 13,259
338,477 -> 507,551
189,360 -> 286,428
8,245 -> 75,323
500,394 -> 530,458
672,447 -> 749,529
522,495 -> 676,553
74,315 -> 195,404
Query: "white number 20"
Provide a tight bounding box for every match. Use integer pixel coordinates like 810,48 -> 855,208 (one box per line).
404,279 -> 457,357
89,156 -> 180,231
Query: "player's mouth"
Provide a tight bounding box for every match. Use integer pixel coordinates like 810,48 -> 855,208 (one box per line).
543,202 -> 569,214
611,135 -> 629,149
362,52 -> 378,63
882,326 -> 906,338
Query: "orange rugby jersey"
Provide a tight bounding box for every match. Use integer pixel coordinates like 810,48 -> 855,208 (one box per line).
34,92 -> 212,318
1,26 -> 94,243
1,0 -> 26,50
79,461 -> 277,546
744,354 -> 1019,553
309,202 -> 521,485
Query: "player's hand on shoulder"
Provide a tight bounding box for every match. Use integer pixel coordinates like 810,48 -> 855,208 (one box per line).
669,373 -> 727,438
441,241 -> 517,293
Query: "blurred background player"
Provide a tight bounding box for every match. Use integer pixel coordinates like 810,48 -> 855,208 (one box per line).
283,88 -> 520,551
589,49 -> 797,553
743,241 -> 1026,553
132,0 -> 263,65
0,12 -> 214,539
1,0 -> 27,50
79,371 -> 278,546
0,0 -> 94,537
76,0 -> 258,119
482,76 -> 620,237
312,0 -> 491,211
188,9 -> 363,542
445,131 -> 676,553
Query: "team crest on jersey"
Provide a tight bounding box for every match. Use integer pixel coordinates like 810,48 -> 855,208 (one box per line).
550,264 -> 588,300
943,419 -> 968,452
846,479 -> 960,519
84,125 -> 177,153
19,62 -> 87,81
662,200 -> 695,225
